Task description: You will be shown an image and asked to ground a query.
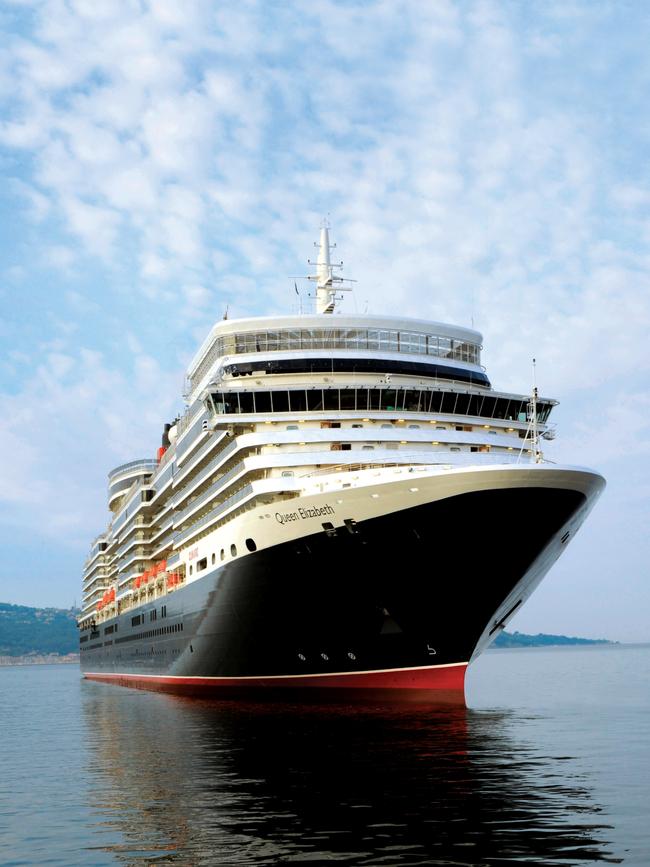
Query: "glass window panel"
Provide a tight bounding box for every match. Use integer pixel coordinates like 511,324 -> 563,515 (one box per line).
255,392 -> 271,413
404,390 -> 420,411
239,392 -> 254,413
323,389 -> 339,411
454,394 -> 470,415
480,396 -> 496,418
273,391 -> 289,412
465,394 -> 481,417
289,390 -> 307,412
440,393 -> 456,414
307,389 -> 324,410
383,389 -> 398,411
367,330 -> 380,350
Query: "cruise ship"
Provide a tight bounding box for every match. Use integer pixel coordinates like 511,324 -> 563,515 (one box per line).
79,226 -> 605,701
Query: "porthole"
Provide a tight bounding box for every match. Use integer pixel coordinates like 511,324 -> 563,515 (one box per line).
189,564 -> 193,575
220,548 -> 225,561
245,538 -> 257,552
230,543 -> 237,557
211,553 -> 216,565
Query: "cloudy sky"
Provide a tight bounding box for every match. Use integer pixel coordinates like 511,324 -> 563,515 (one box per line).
1,0 -> 648,641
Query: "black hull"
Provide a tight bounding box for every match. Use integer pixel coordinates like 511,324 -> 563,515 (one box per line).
80,486 -> 586,695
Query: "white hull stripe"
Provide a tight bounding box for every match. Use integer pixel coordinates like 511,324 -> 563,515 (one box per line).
85,661 -> 469,681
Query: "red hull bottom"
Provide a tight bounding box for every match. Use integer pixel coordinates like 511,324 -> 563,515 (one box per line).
84,662 -> 468,703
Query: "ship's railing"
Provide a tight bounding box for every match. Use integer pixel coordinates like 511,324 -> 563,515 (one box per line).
108,459 -> 158,482
175,459 -> 250,525
173,430 -> 232,487
300,451 -> 529,478
173,438 -> 240,503
115,532 -> 149,559
173,483 -> 255,547
149,515 -> 175,544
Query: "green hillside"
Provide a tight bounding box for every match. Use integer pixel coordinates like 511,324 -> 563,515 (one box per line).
0,603 -> 80,656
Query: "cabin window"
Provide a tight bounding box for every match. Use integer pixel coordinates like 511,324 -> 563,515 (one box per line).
220,548 -> 225,561
230,543 -> 237,557
341,443 -> 352,451
197,557 -> 207,572
246,538 -> 257,552
211,553 -> 216,565
189,565 -> 193,575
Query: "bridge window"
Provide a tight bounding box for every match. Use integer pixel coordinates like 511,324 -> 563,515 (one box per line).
209,387 -> 552,427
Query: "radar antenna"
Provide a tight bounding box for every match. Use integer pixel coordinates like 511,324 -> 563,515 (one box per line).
307,220 -> 354,314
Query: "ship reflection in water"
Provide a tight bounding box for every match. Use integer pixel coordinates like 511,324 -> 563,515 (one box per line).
81,684 -> 620,866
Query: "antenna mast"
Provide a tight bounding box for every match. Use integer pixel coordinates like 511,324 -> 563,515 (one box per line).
307,220 -> 352,314
530,358 -> 543,464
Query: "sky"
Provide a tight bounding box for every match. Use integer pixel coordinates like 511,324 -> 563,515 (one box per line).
0,0 -> 648,642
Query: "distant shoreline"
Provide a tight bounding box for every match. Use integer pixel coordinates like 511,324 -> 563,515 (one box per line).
0,654 -> 80,667
492,631 -> 615,649
0,600 -> 628,661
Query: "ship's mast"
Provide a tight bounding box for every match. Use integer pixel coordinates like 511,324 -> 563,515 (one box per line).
528,358 -> 543,464
307,221 -> 351,314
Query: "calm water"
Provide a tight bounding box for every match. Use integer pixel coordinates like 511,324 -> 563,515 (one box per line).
1,645 -> 649,866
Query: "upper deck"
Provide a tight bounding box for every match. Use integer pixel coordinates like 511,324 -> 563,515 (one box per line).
187,314 -> 484,402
